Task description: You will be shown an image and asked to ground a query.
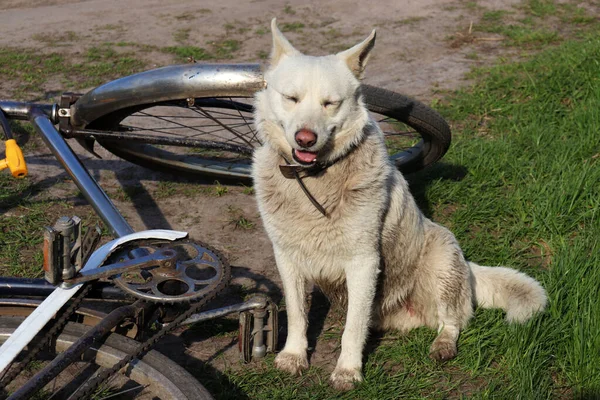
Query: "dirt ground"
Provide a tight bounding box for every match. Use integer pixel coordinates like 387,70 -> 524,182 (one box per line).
0,0 -> 523,386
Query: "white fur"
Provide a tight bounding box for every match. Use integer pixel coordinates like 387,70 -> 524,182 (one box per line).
252,19 -> 547,390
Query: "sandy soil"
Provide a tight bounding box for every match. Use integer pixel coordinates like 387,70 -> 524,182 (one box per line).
0,0 -> 520,386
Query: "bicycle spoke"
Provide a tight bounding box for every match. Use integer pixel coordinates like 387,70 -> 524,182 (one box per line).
228,97 -> 261,145
130,113 -> 247,120
121,122 -> 251,136
134,112 -> 225,139
120,123 -> 249,133
191,106 -> 254,147
185,127 -> 255,146
117,120 -> 254,148
112,104 -> 258,150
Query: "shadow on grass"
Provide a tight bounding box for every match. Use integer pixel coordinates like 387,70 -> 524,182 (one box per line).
406,162 -> 468,218
154,332 -> 252,400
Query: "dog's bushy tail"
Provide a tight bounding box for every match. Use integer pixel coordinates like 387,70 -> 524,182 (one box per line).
469,262 -> 547,323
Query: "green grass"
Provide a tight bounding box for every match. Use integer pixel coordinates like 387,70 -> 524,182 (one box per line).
173,28 -> 191,43
476,9 -> 561,48
213,181 -> 228,197
473,0 -> 600,50
423,32 -> 600,398
393,16 -> 427,26
162,39 -> 241,61
226,205 -> 255,230
283,5 -> 296,15
0,48 -> 65,98
0,44 -> 146,99
280,22 -> 305,32
479,23 -> 560,46
74,44 -> 145,87
162,45 -> 213,61
211,39 -> 240,58
524,0 -> 557,17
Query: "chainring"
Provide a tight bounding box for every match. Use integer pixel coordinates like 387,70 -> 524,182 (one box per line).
105,238 -> 228,304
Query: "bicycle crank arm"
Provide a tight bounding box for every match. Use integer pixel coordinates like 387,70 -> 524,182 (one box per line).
0,229 -> 187,374
63,249 -> 178,286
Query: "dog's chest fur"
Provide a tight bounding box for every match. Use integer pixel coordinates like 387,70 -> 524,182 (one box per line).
253,130 -> 395,280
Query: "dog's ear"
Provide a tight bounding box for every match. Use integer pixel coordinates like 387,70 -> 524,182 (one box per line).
336,29 -> 376,79
270,18 -> 300,67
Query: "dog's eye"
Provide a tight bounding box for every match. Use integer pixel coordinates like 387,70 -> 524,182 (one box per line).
323,100 -> 341,108
283,94 -> 299,103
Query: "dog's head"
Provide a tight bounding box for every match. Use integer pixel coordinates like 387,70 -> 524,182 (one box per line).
255,19 -> 376,167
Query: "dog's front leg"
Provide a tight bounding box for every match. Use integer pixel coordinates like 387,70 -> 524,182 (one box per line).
331,254 -> 379,390
273,247 -> 309,375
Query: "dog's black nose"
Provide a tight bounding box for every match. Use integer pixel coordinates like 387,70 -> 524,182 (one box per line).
295,129 -> 317,148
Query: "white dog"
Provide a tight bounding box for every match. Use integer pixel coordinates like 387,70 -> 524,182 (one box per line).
252,19 -> 547,390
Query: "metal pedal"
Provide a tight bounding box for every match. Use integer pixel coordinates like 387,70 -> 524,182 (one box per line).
43,216 -> 101,286
239,297 -> 278,362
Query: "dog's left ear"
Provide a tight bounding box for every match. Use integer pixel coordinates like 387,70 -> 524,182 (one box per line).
270,18 -> 301,67
336,30 -> 376,79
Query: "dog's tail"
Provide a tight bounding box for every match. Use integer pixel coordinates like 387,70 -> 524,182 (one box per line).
469,262 -> 547,322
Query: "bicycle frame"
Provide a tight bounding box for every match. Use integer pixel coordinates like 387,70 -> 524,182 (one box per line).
0,63 -> 276,396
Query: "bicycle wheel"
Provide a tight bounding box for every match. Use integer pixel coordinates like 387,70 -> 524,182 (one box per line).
81,85 -> 450,182
0,314 -> 213,399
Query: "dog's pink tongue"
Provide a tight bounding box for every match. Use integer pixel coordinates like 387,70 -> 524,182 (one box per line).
295,150 -> 317,163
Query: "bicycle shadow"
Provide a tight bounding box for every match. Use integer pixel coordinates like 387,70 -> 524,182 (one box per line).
3,139 -> 246,230
155,337 -> 252,400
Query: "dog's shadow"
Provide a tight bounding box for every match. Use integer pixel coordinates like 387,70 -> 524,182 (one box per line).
405,162 -> 468,219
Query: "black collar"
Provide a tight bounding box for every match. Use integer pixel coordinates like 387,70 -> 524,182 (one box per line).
277,138 -> 364,218
278,157 -> 339,218
279,160 -> 331,179
276,124 -> 371,217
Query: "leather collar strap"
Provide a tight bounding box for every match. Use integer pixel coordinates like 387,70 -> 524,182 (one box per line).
279,156 -> 330,218
277,126 -> 370,218
278,162 -> 329,179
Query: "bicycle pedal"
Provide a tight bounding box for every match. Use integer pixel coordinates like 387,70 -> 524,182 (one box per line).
238,298 -> 278,362
43,216 -> 101,286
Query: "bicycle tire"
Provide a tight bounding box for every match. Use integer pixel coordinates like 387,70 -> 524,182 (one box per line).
80,85 -> 450,182
0,315 -> 213,399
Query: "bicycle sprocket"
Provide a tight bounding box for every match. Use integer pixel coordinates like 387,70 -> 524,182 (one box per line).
106,238 -> 228,304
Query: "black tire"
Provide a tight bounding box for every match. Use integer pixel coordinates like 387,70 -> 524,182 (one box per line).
83,85 -> 450,182
0,315 -> 213,399
361,85 -> 451,173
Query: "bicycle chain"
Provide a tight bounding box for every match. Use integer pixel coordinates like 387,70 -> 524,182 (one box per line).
68,244 -> 231,400
0,283 -> 92,389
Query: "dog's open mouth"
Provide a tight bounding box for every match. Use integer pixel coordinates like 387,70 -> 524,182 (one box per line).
293,149 -> 318,165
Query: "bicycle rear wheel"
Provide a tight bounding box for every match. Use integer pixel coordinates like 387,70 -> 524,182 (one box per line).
80,85 -> 450,182
0,314 -> 213,399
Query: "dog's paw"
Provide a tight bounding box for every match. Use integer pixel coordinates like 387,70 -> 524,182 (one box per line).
330,367 -> 362,391
429,339 -> 457,362
274,352 -> 309,375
